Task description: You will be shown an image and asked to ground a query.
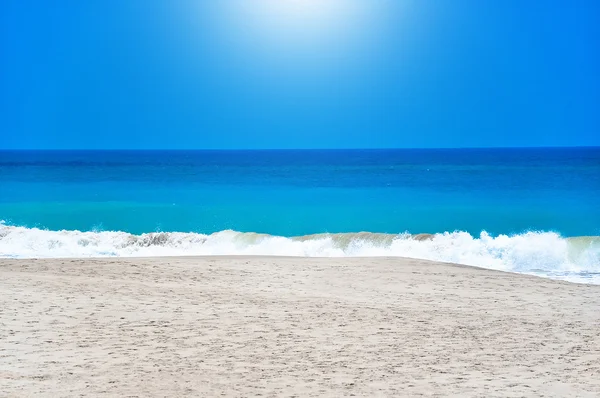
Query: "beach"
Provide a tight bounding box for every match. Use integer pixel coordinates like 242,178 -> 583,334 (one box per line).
1,257 -> 599,397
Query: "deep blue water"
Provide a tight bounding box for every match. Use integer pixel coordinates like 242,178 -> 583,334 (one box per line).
1,148 -> 599,237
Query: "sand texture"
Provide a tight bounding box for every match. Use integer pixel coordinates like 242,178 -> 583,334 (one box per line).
1,256 -> 600,397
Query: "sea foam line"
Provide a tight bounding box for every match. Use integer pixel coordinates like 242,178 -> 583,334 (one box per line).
1,222 -> 599,284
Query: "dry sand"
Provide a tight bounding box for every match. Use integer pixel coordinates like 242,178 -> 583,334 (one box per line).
1,256 -> 599,397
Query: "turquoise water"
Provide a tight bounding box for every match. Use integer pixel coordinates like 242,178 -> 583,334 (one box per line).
1,148 -> 599,283
1,148 -> 599,236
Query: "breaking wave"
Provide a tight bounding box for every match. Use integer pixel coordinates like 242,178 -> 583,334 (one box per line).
1,222 -> 599,284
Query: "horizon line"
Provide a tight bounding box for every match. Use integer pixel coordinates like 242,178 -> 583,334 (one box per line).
1,145 -> 599,151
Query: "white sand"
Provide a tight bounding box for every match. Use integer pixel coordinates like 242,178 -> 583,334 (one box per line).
1,256 -> 599,397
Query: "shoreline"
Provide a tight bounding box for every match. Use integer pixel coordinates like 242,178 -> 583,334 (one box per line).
2,223 -> 599,286
2,256 -> 600,396
0,254 -> 572,278
3,254 -> 596,286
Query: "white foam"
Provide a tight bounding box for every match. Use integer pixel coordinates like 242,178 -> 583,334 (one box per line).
1,222 -> 599,284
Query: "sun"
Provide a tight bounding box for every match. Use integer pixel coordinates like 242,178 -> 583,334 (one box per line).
216,0 -> 371,51
257,0 -> 350,20
198,0 -> 393,80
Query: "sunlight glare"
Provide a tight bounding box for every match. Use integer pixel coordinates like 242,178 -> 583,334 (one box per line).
217,0 -> 379,54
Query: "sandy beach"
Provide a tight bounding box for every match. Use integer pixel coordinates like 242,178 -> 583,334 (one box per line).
1,256 -> 599,397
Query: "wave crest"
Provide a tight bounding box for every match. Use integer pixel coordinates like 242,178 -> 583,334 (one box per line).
1,222 -> 599,283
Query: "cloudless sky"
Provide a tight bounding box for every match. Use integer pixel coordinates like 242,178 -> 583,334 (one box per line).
1,0 -> 599,149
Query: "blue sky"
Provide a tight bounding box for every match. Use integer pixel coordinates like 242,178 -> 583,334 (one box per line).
1,0 -> 599,149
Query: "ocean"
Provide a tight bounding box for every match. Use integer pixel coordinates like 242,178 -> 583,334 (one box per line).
1,148 -> 599,283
